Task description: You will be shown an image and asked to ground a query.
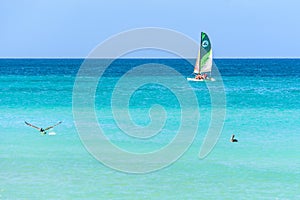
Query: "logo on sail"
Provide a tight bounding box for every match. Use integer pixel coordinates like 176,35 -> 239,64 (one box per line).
202,40 -> 209,48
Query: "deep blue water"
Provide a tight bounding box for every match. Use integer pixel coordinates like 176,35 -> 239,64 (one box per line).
1,58 -> 300,77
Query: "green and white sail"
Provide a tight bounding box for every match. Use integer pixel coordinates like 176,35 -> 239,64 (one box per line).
193,32 -> 213,74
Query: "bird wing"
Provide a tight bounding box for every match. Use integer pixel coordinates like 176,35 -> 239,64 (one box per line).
44,121 -> 62,131
25,121 -> 41,130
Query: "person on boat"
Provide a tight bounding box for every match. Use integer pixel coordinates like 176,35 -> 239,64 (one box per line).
230,134 -> 238,142
203,73 -> 208,79
195,74 -> 203,80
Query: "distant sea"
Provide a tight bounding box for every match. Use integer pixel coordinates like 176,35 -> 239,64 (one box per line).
0,59 -> 299,199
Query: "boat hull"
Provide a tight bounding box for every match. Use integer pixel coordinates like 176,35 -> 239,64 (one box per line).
187,77 -> 215,82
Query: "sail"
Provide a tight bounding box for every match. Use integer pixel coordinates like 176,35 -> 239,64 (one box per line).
187,32 -> 215,82
193,49 -> 200,74
199,32 -> 212,73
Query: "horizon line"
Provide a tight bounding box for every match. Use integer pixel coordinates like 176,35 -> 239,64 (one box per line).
1,57 -> 300,59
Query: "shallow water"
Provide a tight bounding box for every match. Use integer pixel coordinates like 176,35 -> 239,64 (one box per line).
0,59 -> 299,199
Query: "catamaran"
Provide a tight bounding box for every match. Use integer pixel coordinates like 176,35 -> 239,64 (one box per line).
187,32 -> 215,82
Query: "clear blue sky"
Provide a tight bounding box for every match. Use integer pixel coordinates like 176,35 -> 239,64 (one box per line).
1,0 -> 299,58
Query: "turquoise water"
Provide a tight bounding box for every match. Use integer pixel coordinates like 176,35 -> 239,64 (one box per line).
0,59 -> 299,199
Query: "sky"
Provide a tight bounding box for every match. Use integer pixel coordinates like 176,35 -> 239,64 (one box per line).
0,0 -> 299,58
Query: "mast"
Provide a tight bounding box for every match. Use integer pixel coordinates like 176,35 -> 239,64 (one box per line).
197,51 -> 200,74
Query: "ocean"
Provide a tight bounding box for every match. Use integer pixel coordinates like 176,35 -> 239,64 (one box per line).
0,59 -> 299,199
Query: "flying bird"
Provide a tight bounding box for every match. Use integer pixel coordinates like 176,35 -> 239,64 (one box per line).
25,121 -> 62,135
